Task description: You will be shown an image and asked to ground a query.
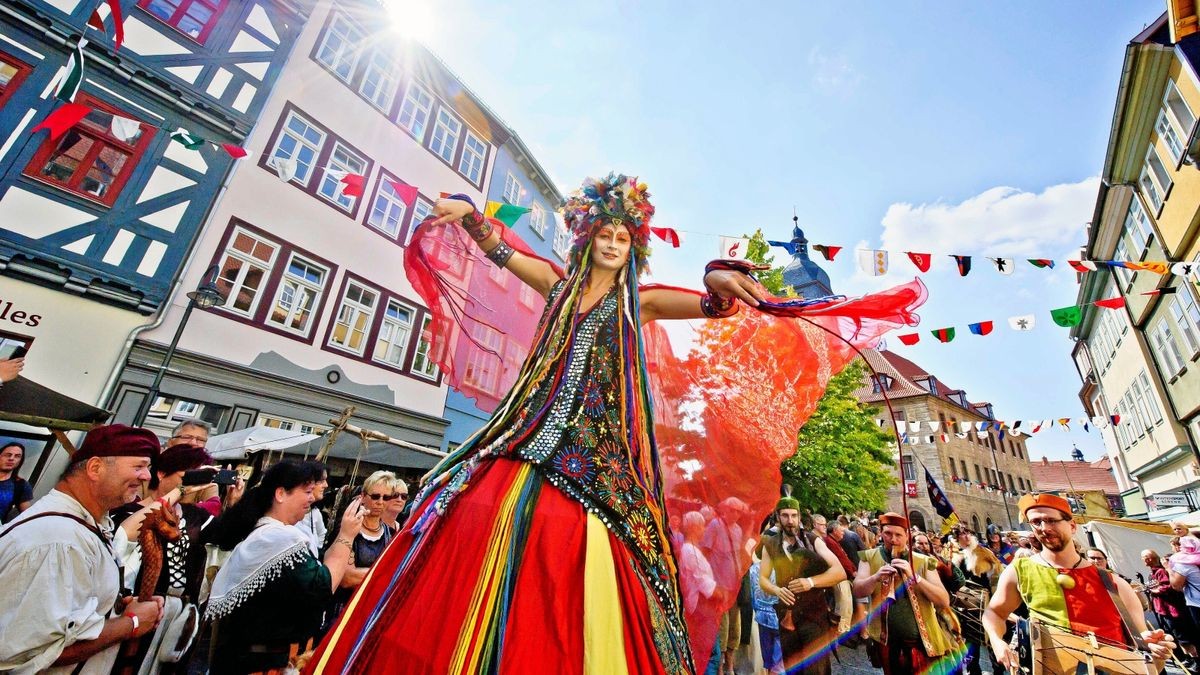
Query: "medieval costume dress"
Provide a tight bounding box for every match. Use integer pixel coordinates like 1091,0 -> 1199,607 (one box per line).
309,175 -> 926,674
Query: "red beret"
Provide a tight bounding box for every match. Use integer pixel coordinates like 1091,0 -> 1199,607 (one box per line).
879,512 -> 909,529
154,444 -> 212,475
74,424 -> 160,463
1018,493 -> 1073,520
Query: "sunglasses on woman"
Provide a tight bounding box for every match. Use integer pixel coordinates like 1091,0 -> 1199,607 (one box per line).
366,493 -> 398,501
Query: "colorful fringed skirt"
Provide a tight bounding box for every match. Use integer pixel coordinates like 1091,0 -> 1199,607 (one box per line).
307,457 -> 673,675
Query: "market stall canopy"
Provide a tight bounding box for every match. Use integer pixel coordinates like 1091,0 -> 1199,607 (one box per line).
0,376 -> 110,431
207,426 -> 321,460
208,425 -> 445,470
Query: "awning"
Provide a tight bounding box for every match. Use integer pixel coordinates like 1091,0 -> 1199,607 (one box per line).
210,425 -> 445,471
0,376 -> 110,431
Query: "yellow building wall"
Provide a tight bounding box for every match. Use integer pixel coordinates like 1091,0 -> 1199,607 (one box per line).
1154,59 -> 1200,260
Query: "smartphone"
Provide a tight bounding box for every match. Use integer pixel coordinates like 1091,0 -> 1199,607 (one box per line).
182,468 -> 217,486
8,345 -> 27,360
213,469 -> 238,486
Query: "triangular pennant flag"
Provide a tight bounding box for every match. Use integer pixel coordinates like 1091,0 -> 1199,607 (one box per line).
1091,416 -> 1105,428
274,156 -> 298,182
931,327 -> 955,343
55,39 -> 87,103
106,0 -> 125,50
1027,259 -> 1055,269
1110,414 -> 1121,425
1068,260 -> 1098,273
1012,420 -> 1022,431
387,180 -> 419,207
988,257 -> 1015,275
109,115 -> 140,142
1044,418 -> 1056,430
221,143 -> 248,159
1129,261 -> 1170,274
910,421 -> 922,432
812,244 -> 842,261
1050,305 -> 1083,327
1083,422 -> 1090,433
959,421 -> 972,433
1141,288 -> 1178,296
1058,418 -> 1071,430
720,236 -> 750,260
1093,297 -> 1125,310
339,173 -> 365,198
1032,421 -> 1044,433
323,167 -> 348,182
767,240 -> 798,255
170,128 -> 204,150
484,201 -> 502,218
929,421 -> 941,432
31,102 -> 91,141
968,321 -> 993,336
956,432 -> 969,439
896,420 -> 908,434
976,421 -> 988,431
87,9 -> 105,32
858,249 -> 888,276
978,429 -> 989,439
906,252 -> 932,272
897,333 -> 920,346
951,255 -> 971,276
651,226 -> 681,248
940,433 -> 949,443
1171,262 -> 1197,277
1105,260 -> 1131,269
1009,314 -> 1035,331
495,203 -> 531,228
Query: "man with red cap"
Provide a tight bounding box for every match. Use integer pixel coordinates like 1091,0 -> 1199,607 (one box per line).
0,424 -> 166,674
853,512 -> 954,675
983,493 -> 1175,672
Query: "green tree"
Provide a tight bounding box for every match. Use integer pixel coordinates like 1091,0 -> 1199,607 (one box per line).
742,230 -> 898,514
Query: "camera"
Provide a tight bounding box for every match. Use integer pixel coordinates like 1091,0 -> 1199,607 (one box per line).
182,468 -> 239,486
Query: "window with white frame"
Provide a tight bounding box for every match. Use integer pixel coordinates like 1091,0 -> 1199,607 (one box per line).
553,216 -> 571,261
1157,109 -> 1186,163
329,281 -> 377,355
368,178 -> 408,239
270,112 -> 325,185
1125,198 -> 1153,255
503,172 -> 522,204
1138,370 -> 1164,424
429,108 -> 461,163
1113,238 -> 1134,288
216,228 -> 278,316
487,253 -> 506,283
1151,318 -> 1187,376
1164,80 -> 1196,145
519,281 -> 538,308
407,198 -> 433,245
268,255 -> 327,334
1129,379 -> 1154,434
464,324 -> 502,395
359,49 -> 398,112
396,83 -> 433,139
258,415 -> 295,431
411,315 -> 439,379
458,131 -> 486,184
374,299 -> 414,367
318,143 -> 367,210
315,13 -> 363,82
172,400 -> 200,418
1170,295 -> 1200,356
1140,146 -> 1173,212
529,203 -> 548,237
1114,400 -> 1131,449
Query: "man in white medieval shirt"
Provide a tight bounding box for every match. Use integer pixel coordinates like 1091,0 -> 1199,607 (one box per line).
0,424 -> 165,674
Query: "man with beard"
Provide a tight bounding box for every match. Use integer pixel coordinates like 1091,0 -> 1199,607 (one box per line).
983,494 -> 1175,672
853,513 -> 954,675
758,497 -> 846,675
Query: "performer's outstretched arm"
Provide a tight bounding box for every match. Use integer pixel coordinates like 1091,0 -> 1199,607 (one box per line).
431,197 -> 561,298
641,268 -> 768,323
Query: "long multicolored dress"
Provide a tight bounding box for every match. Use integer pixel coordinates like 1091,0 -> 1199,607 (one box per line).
309,280 -> 692,674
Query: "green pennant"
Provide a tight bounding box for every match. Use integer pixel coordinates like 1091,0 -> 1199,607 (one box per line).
170,128 -> 204,150
932,327 -> 955,343
1050,305 -> 1082,327
494,203 -> 531,228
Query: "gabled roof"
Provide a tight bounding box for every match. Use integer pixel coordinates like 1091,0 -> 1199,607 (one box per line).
853,350 -> 992,417
1029,457 -> 1120,495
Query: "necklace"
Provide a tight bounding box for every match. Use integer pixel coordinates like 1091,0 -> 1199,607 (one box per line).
1039,552 -> 1084,589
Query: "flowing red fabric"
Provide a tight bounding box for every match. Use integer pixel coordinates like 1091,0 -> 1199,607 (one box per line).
404,218 -> 926,669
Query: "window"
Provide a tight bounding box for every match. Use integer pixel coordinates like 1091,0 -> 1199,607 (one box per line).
216,228 -> 278,316
24,96 -> 154,207
359,49 -> 398,111
329,282 -> 377,355
529,203 -> 548,237
367,176 -> 408,239
1138,370 -> 1164,424
464,324 -> 503,395
1140,146 -> 1172,212
172,400 -> 200,418
374,300 -> 414,367
553,216 -> 572,261
411,316 -> 439,379
1157,109 -> 1186,163
1164,80 -> 1197,147
519,282 -> 538,308
314,13 -> 363,82
1113,239 -> 1134,288
1130,377 -> 1154,433
458,131 -> 486,184
503,172 -> 523,204
429,108 -> 461,163
1125,198 -> 1153,255
270,111 -> 325,185
139,0 -> 226,44
397,83 -> 433,139
901,455 -> 916,481
268,255 -> 327,334
960,460 -> 969,479
258,415 -> 295,431
974,464 -> 983,483
1172,294 -> 1200,357
0,51 -> 32,110
1152,318 -> 1187,376
318,142 -> 367,210
947,456 -> 957,477
871,374 -> 893,393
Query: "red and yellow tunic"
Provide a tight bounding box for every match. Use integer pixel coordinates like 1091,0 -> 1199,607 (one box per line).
1012,557 -> 1126,645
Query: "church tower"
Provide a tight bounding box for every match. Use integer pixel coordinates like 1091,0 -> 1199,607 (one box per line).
781,215 -> 834,298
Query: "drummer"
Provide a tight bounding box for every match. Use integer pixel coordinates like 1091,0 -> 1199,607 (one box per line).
983,493 -> 1176,671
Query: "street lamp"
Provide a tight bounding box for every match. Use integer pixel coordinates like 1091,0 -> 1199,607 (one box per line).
133,265 -> 226,425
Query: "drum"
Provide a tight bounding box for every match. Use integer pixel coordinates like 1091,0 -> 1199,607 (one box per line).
1013,618 -> 1156,675
952,585 -> 988,640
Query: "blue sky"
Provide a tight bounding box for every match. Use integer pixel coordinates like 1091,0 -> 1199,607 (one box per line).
403,1 -> 1164,460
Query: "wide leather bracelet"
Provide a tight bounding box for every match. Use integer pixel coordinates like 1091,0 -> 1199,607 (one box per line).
701,293 -> 738,318
486,240 -> 516,268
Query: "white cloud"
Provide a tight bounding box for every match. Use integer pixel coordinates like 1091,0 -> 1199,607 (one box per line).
878,177 -> 1099,257
808,46 -> 862,93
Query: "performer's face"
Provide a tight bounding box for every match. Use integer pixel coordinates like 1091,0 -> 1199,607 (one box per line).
777,509 -> 801,536
590,223 -> 632,272
881,525 -> 909,556
1027,506 -> 1075,553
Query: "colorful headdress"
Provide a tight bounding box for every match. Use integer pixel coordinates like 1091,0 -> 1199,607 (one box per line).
561,173 -> 655,275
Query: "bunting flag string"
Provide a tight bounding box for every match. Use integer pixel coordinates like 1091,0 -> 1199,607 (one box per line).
893,296 -> 1125,345
878,414 -> 1127,443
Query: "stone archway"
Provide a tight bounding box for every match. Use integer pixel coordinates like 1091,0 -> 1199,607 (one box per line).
909,510 -> 928,532
971,514 -> 981,535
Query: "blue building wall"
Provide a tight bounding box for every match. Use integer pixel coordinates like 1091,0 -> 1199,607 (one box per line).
441,139 -> 564,449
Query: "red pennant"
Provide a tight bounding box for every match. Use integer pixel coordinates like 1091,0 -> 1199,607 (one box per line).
897,333 -> 920,346
905,252 -> 931,272
221,143 -> 248,159
1068,260 -> 1093,273
87,9 -> 105,31
1093,297 -> 1125,309
649,226 -> 680,248
388,179 -> 420,207
340,173 -> 365,198
32,102 -> 91,141
813,244 -> 842,261
438,191 -> 452,199
107,0 -> 125,49
1110,414 -> 1121,425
